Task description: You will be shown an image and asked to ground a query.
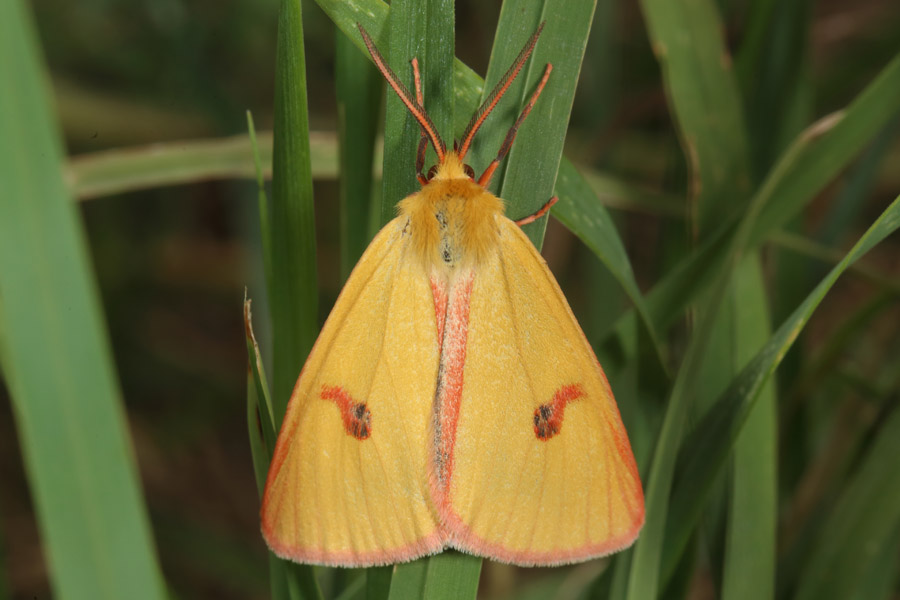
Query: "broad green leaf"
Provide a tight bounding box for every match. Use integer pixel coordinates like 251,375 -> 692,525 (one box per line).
334,575 -> 366,600
0,1 -> 166,598
662,193 -> 900,582
793,406 -> 900,600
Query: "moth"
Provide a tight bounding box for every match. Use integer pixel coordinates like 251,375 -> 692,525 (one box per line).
261,22 -> 644,567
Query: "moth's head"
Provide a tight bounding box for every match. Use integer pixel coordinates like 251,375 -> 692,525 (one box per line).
424,151 -> 475,183
357,22 -> 550,191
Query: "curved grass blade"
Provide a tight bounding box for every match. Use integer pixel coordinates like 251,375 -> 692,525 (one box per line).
0,1 -> 166,597
637,0 -> 750,234
611,50 -> 900,347
555,161 -> 668,376
66,131 -> 343,200
625,0 -> 752,594
244,296 -> 278,458
661,193 -> 900,584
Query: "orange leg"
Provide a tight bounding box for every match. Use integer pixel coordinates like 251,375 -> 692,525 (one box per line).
514,196 -> 558,226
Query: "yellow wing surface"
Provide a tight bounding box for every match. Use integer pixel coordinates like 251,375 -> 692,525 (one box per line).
261,217 -> 443,566
440,217 -> 644,565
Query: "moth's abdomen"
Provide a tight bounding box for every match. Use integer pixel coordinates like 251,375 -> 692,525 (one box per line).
399,177 -> 504,272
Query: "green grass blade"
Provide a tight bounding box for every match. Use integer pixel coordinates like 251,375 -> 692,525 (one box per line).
270,0 -> 318,419
421,551 -> 482,599
736,0 -> 812,180
793,406 -> 900,600
637,0 -> 750,233
245,298 -> 320,600
247,113 -> 275,308
625,0 -> 751,594
267,1 -> 321,596
66,131 -> 339,200
243,296 -> 278,461
554,161 -> 668,375
387,562 -> 427,600
721,257 -> 776,600
661,193 -> 900,582
473,0 -> 597,247
611,49 -> 900,346
0,1 -> 166,598
843,523 -> 900,600
378,0 -> 454,227
365,566 -> 392,600
336,29 -> 382,279
315,0 -> 663,365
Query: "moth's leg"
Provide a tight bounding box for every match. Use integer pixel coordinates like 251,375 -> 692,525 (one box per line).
514,196 -> 558,227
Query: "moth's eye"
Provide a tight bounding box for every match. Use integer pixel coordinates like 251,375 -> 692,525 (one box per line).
427,165 -> 439,180
463,164 -> 475,179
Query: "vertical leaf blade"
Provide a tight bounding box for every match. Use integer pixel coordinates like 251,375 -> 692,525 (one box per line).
0,2 -> 166,598
270,0 -> 318,420
637,0 -> 750,233
379,0 -> 455,227
721,257 -> 777,600
267,2 -> 321,597
336,30 -> 382,279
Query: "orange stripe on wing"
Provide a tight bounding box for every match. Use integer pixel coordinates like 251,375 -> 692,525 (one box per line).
430,271 -> 474,512
430,273 -> 448,347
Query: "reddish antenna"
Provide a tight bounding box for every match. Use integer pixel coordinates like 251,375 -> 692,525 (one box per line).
357,24 -> 447,163
477,63 -> 552,187
457,23 -> 546,162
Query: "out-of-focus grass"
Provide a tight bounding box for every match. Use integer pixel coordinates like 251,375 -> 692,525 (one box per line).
3,0 -> 900,599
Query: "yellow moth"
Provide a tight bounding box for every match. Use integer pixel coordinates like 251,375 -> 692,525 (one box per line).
261,23 -> 644,567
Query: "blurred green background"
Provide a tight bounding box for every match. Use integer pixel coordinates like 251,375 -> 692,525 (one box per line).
1,0 -> 899,598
